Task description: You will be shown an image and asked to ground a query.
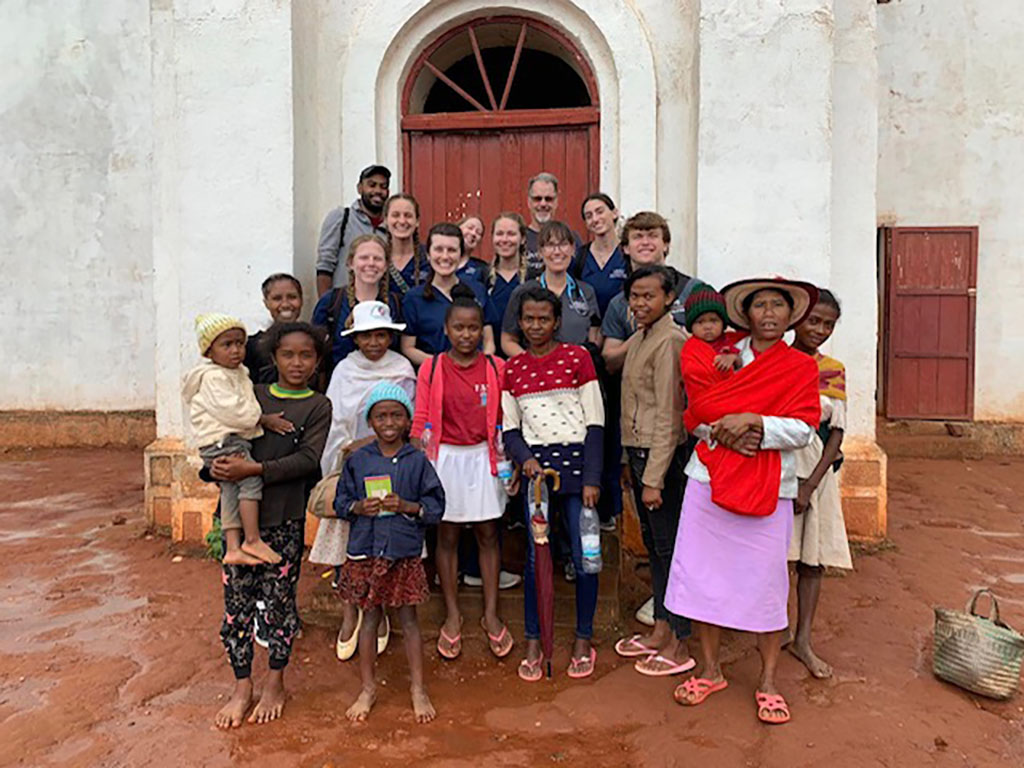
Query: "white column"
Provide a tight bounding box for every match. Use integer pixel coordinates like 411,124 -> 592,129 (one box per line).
696,0 -> 835,287
151,0 -> 294,439
829,0 -> 878,442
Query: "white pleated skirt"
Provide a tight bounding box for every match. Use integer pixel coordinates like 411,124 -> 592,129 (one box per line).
434,442 -> 506,524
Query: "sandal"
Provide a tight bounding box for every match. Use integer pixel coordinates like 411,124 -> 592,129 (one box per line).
518,657 -> 543,683
755,691 -> 791,725
437,620 -> 463,660
674,677 -> 728,706
376,612 -> 390,655
614,634 -> 658,658
567,647 -> 597,679
634,653 -> 697,677
481,618 -> 514,659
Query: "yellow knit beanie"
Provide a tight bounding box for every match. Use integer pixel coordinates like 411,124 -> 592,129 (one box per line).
195,313 -> 246,354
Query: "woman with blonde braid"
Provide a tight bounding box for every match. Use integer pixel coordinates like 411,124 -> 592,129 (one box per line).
489,212 -> 528,356
312,234 -> 404,374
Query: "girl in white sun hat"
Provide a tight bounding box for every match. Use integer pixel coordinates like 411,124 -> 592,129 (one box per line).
310,300 -> 416,662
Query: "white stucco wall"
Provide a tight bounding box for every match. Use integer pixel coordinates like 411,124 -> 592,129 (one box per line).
696,0 -> 836,286
0,0 -> 154,410
878,0 -> 1024,421
151,0 -> 294,437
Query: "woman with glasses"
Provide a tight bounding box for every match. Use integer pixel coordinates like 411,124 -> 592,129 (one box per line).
499,221 -> 601,358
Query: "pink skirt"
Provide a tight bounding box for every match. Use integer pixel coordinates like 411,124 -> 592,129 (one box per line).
664,478 -> 792,633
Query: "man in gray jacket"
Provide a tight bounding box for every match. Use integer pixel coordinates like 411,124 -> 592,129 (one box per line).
315,164 -> 391,296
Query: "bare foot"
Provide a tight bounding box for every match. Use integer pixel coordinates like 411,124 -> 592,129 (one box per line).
347,686 -> 377,722
788,641 -> 833,679
242,539 -> 281,565
223,548 -> 263,566
248,671 -> 285,724
411,685 -> 435,724
214,679 -> 253,729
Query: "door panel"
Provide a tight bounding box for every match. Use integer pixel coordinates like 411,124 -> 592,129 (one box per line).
883,227 -> 978,420
406,125 -> 596,262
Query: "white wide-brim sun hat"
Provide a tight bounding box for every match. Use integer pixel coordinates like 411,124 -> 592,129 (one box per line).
720,276 -> 819,331
339,300 -> 407,336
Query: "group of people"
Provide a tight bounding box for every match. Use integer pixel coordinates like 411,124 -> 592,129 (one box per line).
183,163 -> 854,731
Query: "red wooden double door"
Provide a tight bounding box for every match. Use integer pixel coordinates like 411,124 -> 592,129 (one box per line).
401,17 -> 600,262
405,122 -> 597,262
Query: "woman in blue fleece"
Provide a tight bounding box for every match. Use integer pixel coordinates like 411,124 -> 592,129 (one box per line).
335,382 -> 445,724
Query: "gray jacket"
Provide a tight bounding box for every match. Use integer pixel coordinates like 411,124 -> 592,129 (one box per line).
316,198 -> 389,287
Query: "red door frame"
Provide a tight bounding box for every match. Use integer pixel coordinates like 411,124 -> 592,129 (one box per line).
401,16 -> 601,217
882,226 -> 978,420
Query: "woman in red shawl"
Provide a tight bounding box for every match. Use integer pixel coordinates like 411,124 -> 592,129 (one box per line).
666,278 -> 820,725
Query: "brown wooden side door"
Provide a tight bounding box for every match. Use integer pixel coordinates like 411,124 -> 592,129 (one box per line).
883,226 -> 978,420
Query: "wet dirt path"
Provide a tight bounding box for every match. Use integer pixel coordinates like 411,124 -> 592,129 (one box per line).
1,450 -> 1022,767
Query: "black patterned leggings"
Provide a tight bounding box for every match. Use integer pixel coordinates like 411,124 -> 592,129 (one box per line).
220,519 -> 303,679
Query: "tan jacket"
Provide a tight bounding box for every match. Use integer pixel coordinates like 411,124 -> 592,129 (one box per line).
620,311 -> 687,489
182,359 -> 264,448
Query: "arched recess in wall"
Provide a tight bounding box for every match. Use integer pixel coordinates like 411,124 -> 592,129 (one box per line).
340,1 -> 659,219
401,16 -> 600,260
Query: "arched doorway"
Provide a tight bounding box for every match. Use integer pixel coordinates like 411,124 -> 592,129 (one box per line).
402,16 -> 600,261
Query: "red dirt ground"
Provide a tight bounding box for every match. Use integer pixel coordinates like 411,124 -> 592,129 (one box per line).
1,450 -> 1023,767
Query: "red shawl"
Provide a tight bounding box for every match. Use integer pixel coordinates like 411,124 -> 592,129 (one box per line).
681,339 -> 820,516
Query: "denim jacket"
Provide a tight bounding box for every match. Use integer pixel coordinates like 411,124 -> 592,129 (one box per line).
335,441 -> 445,560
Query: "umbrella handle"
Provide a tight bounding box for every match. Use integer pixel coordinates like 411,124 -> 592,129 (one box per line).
542,467 -> 561,493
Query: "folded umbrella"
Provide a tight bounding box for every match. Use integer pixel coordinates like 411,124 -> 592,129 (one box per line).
530,468 -> 561,678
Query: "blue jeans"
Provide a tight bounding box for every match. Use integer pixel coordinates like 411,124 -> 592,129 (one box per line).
523,494 -> 598,640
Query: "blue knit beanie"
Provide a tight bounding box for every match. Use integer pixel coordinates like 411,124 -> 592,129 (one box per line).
364,381 -> 414,423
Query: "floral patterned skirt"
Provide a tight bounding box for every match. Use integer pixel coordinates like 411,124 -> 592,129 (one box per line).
338,556 -> 429,611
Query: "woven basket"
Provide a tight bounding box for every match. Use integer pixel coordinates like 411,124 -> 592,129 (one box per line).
933,588 -> 1024,700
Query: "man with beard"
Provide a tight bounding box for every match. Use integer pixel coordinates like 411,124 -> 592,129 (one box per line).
523,172 -> 581,279
316,165 -> 392,296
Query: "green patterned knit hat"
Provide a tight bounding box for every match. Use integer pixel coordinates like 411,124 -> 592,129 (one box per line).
684,281 -> 729,331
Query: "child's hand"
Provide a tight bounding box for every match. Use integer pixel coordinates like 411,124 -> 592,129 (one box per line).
261,412 -> 295,435
522,458 -> 543,479
714,353 -> 739,372
355,497 -> 382,516
380,493 -> 402,514
583,485 -> 601,508
795,480 -> 813,515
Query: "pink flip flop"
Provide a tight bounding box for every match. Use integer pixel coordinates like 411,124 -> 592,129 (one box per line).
614,634 -> 658,658
567,647 -> 597,679
634,653 -> 698,677
518,657 -> 543,683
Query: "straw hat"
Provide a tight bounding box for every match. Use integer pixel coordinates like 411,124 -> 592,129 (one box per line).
720,277 -> 819,331
340,300 -> 406,336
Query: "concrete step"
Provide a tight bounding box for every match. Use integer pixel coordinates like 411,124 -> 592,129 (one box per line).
304,528 -> 623,632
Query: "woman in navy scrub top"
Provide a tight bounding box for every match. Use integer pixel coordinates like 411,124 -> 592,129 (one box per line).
401,222 -> 497,367
385,194 -> 428,294
575,193 -> 628,315
488,212 -> 528,356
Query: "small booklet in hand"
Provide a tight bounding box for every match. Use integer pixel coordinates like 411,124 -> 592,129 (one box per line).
364,475 -> 395,516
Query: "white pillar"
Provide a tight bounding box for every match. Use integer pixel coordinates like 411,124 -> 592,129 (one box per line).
148,0 -> 294,541
829,0 -> 878,443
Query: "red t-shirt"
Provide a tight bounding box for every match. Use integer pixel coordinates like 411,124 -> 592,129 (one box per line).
440,354 -> 489,445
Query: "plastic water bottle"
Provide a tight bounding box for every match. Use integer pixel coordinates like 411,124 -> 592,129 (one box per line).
580,505 -> 602,574
495,426 -> 514,490
420,422 -> 433,454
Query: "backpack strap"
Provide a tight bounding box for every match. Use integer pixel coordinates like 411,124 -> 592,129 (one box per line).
324,287 -> 348,371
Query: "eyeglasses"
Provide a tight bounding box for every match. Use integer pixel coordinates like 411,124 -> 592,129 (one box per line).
530,195 -> 556,203
541,241 -> 574,251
